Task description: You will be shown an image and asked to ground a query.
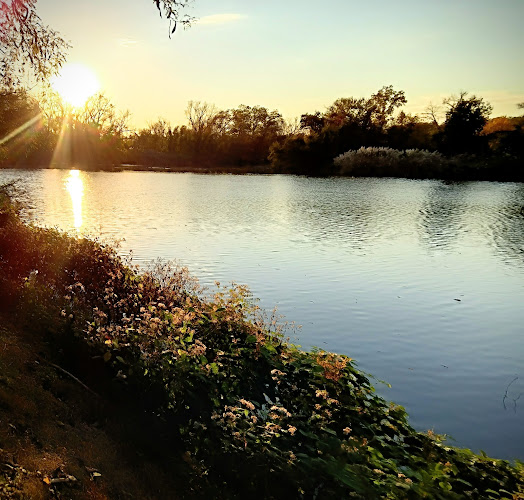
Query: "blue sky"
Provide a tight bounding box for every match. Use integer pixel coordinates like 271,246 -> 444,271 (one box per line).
38,0 -> 524,128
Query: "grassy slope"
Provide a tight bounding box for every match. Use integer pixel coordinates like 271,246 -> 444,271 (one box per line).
0,314 -> 190,499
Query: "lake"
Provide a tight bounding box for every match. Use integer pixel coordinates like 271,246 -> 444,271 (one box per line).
1,168 -> 523,460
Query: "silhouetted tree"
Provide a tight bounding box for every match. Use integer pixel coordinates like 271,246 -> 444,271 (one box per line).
133,118 -> 171,152
300,112 -> 325,134
439,92 -> 492,154
272,86 -> 408,174
387,112 -> 426,150
185,100 -> 220,156
0,87 -> 39,137
367,85 -> 407,130
325,86 -> 406,132
209,104 -> 284,164
423,103 -> 443,129
0,86 -> 59,166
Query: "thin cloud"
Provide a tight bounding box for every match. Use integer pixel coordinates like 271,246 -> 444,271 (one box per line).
117,38 -> 139,47
197,13 -> 247,26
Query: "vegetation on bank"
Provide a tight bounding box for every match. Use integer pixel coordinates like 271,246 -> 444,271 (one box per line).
1,185 -> 524,498
333,147 -> 524,181
1,86 -> 523,181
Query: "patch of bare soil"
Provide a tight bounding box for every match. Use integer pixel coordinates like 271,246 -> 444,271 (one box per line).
0,315 -> 185,499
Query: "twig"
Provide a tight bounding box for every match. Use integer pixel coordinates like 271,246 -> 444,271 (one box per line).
512,393 -> 523,414
502,376 -> 518,411
36,355 -> 99,398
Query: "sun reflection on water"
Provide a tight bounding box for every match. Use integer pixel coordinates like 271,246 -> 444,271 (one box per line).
65,169 -> 84,229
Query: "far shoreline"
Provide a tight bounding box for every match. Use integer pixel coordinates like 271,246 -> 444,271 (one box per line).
1,160 -> 524,183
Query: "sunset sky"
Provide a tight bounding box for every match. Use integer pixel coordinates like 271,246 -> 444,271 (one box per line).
38,0 -> 524,128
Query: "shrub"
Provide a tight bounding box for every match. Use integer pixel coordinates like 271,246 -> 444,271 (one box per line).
334,147 -> 447,178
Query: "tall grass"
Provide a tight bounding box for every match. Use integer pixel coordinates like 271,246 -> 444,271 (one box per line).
334,147 -> 447,178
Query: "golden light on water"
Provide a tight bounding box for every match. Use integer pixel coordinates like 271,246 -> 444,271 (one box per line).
51,63 -> 100,107
65,170 -> 84,229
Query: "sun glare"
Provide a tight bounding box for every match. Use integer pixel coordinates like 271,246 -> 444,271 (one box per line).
65,169 -> 84,229
51,63 -> 100,108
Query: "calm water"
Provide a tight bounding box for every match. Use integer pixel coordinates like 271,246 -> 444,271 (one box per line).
2,169 -> 523,460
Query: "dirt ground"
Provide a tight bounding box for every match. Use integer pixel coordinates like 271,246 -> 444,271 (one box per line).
0,314 -> 186,499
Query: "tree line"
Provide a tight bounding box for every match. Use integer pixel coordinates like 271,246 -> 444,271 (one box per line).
1,2 -> 523,180
0,84 -> 523,180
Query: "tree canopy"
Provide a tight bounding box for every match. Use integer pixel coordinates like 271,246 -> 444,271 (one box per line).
0,0 -> 69,87
440,92 -> 492,154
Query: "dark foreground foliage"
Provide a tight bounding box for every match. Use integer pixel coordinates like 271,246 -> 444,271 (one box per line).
1,185 -> 523,499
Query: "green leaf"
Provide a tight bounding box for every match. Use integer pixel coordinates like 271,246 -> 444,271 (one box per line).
263,344 -> 276,354
103,351 -> 112,362
439,482 -> 452,491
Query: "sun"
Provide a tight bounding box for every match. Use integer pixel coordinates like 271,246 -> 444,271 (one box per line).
51,63 -> 100,108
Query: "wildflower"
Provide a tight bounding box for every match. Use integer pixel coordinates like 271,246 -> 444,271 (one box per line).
315,390 -> 328,399
373,469 -> 384,475
288,426 -> 297,435
188,340 -> 206,357
60,310 -> 66,317
343,427 -> 352,435
239,399 -> 255,410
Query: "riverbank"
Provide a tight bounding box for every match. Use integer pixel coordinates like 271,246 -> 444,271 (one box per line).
0,314 -> 190,499
0,154 -> 524,182
1,185 -> 523,498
